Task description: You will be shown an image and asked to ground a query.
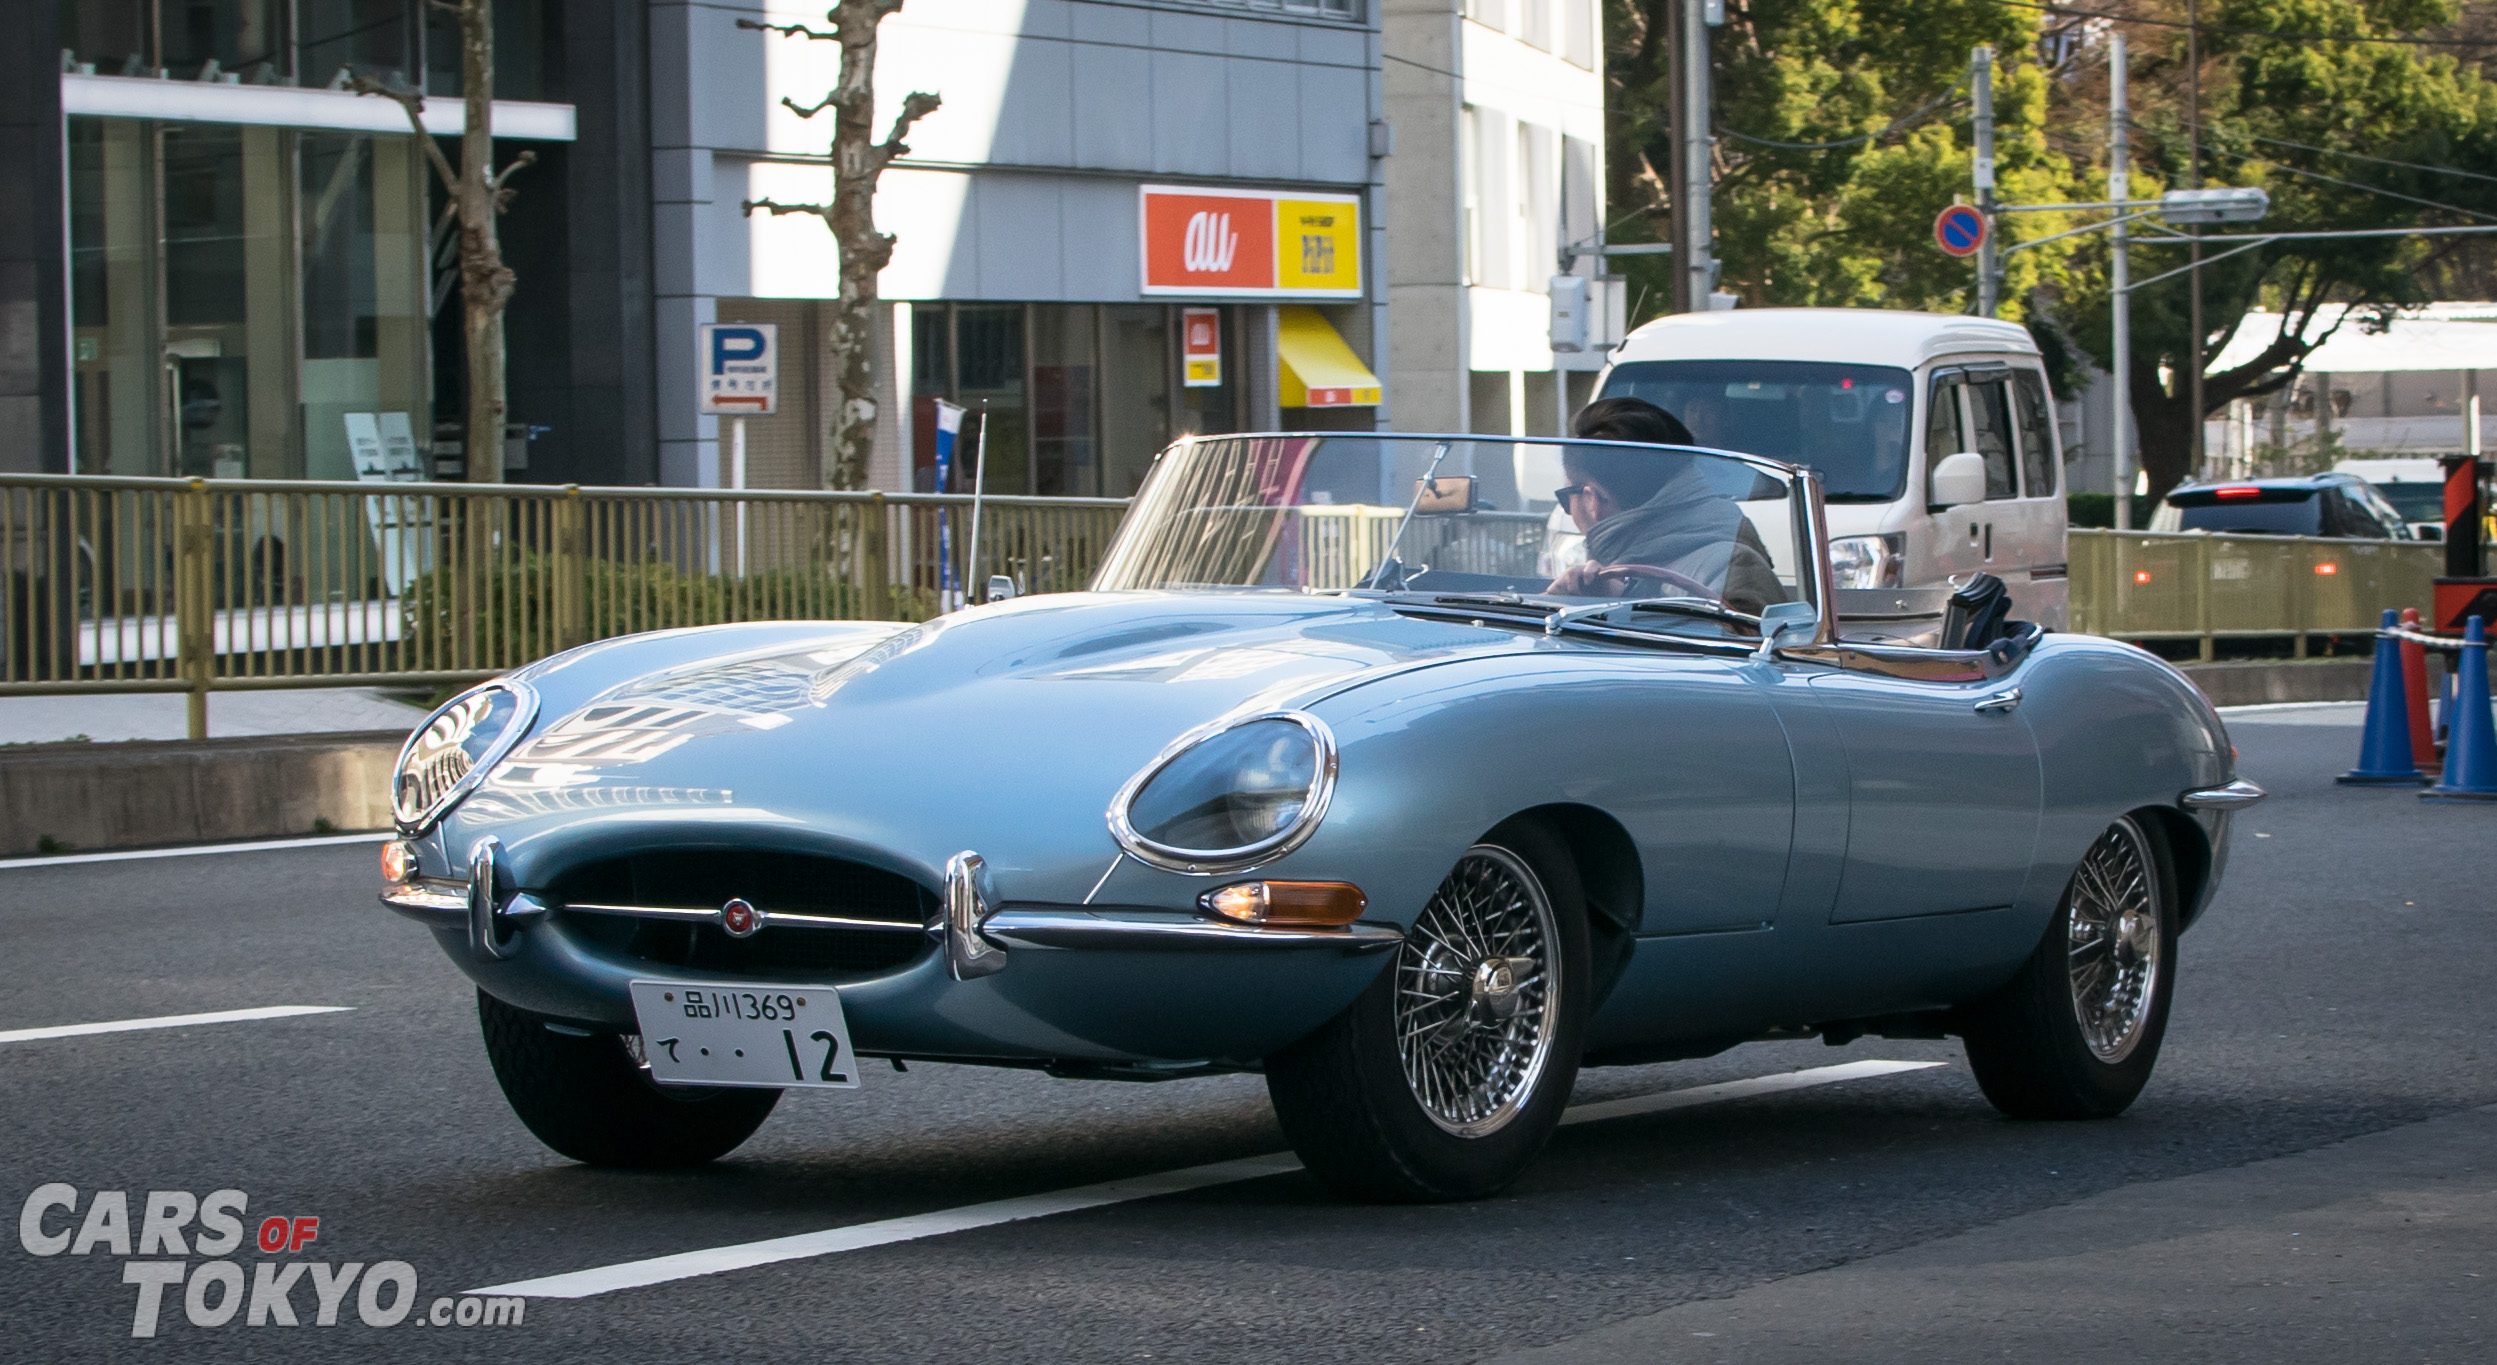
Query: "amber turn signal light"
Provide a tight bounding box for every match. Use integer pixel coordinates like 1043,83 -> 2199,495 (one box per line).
380,840 -> 418,885
1200,880 -> 1367,927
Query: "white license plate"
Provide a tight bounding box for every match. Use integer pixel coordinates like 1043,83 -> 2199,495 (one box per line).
627,980 -> 861,1090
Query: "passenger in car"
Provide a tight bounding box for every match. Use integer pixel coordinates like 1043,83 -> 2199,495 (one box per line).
1549,398 -> 1788,614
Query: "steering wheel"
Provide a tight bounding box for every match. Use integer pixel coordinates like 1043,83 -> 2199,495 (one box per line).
1586,563 -> 1719,601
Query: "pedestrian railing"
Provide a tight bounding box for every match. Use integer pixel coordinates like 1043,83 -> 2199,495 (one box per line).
0,474 -> 2455,738
2068,528 -> 2444,658
0,474 -> 1126,736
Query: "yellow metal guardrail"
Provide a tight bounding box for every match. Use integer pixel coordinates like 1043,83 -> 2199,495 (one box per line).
2068,528 -> 2443,659
1,474 -> 1126,737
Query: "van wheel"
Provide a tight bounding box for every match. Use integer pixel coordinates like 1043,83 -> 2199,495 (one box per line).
477,990 -> 780,1167
1265,826 -> 1589,1201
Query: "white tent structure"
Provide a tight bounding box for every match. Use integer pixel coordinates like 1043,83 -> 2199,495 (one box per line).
2208,304 -> 2497,463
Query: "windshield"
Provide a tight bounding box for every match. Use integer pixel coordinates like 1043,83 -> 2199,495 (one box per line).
1092,435 -> 1813,635
2371,482 -> 2444,523
1597,360 -> 1913,501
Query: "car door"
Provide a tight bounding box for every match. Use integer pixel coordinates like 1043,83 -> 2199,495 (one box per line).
2001,369 -> 2069,624
1924,366 -> 2023,586
1807,662 -> 2043,923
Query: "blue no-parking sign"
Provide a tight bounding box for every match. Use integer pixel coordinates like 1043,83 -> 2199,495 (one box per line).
1934,204 -> 1989,258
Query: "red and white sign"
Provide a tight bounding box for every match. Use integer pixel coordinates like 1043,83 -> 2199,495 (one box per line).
1181,308 -> 1222,387
1140,185 -> 1361,298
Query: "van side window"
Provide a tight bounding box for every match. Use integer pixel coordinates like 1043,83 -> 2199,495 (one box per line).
2012,371 -> 2058,498
1964,376 -> 2018,500
1925,374 -> 1964,464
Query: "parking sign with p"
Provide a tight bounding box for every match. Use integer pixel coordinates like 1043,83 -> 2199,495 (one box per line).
699,323 -> 778,415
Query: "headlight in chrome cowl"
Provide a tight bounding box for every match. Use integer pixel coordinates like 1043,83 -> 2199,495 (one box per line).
1109,713 -> 1338,873
393,681 -> 540,832
1828,532 -> 1905,590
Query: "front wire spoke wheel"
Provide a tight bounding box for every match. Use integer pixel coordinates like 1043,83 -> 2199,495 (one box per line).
1395,846 -> 1560,1138
2065,819 -> 2162,1063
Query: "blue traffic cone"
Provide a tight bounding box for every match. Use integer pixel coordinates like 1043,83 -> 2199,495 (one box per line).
2341,610 -> 2426,785
2424,616 -> 2497,802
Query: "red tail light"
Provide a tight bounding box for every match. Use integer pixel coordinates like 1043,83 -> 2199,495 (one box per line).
2214,486 -> 2262,500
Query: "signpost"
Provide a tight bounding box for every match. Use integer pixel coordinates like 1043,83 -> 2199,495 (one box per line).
698,323 -> 777,577
1934,204 -> 1988,259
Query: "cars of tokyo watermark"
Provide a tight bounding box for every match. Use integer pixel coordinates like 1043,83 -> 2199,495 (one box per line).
18,1183 -> 525,1337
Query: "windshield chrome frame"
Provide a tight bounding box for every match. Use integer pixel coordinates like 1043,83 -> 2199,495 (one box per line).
1097,432 -> 1837,652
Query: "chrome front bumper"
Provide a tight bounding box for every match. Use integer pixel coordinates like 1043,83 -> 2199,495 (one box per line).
381,845 -> 1402,971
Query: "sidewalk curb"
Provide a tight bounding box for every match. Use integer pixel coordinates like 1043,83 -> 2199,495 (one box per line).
0,730 -> 405,858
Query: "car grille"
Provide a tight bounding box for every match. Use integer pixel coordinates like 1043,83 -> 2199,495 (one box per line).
546,850 -> 935,983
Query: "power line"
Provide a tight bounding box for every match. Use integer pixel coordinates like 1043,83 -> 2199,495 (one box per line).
2002,0 -> 2497,48
2245,132 -> 2497,188
2251,157 -> 2497,223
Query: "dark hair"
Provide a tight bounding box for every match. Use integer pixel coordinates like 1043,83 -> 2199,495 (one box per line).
1572,396 -> 1694,446
1565,398 -> 1693,508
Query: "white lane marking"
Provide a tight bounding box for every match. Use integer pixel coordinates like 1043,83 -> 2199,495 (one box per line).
1557,1058 -> 1943,1127
0,1005 -> 354,1044
0,831 -> 388,870
471,1058 -> 1947,1299
2214,701 -> 2365,716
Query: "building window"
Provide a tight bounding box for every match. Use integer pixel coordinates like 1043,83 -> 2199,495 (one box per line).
1461,106 -> 1483,286
68,116 -> 429,479
909,303 -> 1243,498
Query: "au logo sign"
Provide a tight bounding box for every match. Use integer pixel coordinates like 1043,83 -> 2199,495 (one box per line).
1141,186 -> 1361,298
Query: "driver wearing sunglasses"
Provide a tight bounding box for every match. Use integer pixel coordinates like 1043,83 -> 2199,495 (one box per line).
1546,398 -> 1788,616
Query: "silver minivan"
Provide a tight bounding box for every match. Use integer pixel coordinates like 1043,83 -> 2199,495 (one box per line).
1596,308 -> 2070,628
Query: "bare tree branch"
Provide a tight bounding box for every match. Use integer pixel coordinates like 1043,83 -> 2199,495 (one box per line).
348,77 -> 461,194
737,17 -> 837,40
782,93 -> 839,120
743,198 -> 833,218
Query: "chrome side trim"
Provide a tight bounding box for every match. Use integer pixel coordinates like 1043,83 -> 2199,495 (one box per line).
1106,710 -> 1341,876
2181,779 -> 2267,811
983,908 -> 1404,954
942,851 -> 1008,980
562,902 -> 926,934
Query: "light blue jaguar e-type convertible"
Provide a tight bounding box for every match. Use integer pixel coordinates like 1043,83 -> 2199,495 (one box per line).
380,433 -> 2260,1200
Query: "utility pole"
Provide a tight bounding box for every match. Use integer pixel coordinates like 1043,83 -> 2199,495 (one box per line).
2110,34 -> 2132,529
2187,0 -> 2206,480
1973,45 -> 1998,317
1680,0 -> 1718,311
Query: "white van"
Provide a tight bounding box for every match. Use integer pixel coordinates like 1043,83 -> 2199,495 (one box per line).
1596,308 -> 2069,628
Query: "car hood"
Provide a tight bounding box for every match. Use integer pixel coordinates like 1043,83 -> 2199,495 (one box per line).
439,592 -> 1537,897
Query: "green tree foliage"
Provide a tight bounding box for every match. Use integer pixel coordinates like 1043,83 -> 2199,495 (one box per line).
1604,0 -> 2497,498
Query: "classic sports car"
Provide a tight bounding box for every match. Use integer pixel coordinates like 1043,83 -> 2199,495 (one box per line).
380,433 -> 2262,1200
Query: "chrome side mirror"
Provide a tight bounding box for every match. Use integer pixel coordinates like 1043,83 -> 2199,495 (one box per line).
1755,600 -> 1819,661
1929,451 -> 1988,508
985,575 -> 1016,603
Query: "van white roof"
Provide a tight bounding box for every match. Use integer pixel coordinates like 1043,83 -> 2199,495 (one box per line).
1609,308 -> 2040,369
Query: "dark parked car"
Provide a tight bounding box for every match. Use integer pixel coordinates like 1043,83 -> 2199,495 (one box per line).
2150,473 -> 2414,540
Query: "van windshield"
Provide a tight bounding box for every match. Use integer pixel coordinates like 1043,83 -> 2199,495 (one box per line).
1598,360 -> 1914,502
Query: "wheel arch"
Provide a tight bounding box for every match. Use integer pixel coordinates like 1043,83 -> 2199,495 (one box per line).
1485,803 -> 1645,1009
2132,804 -> 2213,930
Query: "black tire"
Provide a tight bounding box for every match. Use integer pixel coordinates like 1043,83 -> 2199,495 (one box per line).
476,990 -> 781,1167
1265,823 -> 1590,1202
1960,814 -> 2179,1120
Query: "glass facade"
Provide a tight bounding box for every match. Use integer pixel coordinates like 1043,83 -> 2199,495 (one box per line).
62,0 -> 548,94
912,302 -> 1241,498
68,116 -> 429,479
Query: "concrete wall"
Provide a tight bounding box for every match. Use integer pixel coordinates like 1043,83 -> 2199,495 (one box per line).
0,732 -> 401,857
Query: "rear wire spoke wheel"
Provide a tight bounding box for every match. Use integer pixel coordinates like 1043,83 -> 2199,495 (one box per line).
1961,815 -> 2179,1120
1266,829 -> 1589,1202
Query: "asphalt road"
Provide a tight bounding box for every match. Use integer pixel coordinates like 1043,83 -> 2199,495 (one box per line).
3,705 -> 2492,1362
